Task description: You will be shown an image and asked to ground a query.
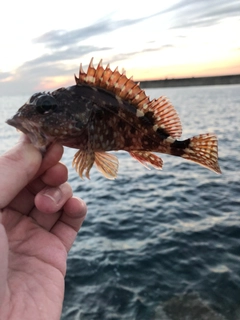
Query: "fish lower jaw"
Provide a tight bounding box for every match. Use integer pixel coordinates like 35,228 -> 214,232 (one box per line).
25,129 -> 53,153
27,134 -> 46,152
18,120 -> 54,152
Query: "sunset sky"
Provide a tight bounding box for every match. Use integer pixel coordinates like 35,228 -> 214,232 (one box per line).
1,0 -> 240,95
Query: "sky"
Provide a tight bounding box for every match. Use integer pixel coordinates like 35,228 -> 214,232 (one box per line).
1,0 -> 240,95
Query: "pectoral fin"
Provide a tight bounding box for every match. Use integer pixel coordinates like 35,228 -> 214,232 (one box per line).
95,152 -> 119,179
72,150 -> 119,179
129,151 -> 163,170
72,150 -> 95,179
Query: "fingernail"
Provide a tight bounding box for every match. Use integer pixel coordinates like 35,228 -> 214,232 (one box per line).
42,187 -> 62,204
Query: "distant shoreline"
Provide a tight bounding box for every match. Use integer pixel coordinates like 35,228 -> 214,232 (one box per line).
138,74 -> 240,88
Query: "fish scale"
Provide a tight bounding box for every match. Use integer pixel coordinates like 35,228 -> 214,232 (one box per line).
6,58 -> 221,179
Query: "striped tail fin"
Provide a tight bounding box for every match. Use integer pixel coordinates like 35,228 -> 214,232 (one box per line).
172,133 -> 221,174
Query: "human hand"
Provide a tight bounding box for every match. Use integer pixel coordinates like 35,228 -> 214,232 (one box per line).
0,136 -> 87,320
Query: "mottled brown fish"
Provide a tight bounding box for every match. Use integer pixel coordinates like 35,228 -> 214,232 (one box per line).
6,58 -> 221,179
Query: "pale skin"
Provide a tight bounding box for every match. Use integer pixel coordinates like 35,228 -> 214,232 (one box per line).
0,135 -> 87,320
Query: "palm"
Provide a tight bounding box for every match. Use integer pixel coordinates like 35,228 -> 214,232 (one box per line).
0,139 -> 86,320
5,210 -> 65,320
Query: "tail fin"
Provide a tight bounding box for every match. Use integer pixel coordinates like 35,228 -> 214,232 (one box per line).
170,133 -> 221,173
179,133 -> 221,174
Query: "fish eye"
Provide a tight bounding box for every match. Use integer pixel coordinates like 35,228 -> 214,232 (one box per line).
26,92 -> 43,104
34,94 -> 58,114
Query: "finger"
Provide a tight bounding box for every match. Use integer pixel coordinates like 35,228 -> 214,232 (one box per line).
41,163 -> 68,187
30,182 -> 73,230
35,182 -> 73,214
34,143 -> 64,178
28,144 -> 64,195
8,163 -> 68,215
50,197 -> 87,252
0,137 -> 42,209
0,222 -> 8,299
28,162 -> 68,196
8,188 -> 34,215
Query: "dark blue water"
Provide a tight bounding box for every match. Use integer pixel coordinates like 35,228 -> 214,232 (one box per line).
1,85 -> 240,319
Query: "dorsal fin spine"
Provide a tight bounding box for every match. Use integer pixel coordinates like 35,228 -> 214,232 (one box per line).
75,58 -> 182,138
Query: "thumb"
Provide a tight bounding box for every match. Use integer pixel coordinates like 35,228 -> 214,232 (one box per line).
0,135 -> 42,209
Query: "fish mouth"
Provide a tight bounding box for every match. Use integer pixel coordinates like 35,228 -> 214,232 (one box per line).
6,118 -> 30,135
6,116 -> 52,152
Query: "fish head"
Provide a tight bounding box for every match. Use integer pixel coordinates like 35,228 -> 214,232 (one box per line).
6,87 -> 91,152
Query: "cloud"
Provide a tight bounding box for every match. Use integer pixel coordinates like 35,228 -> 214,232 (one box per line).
0,43 -> 174,95
33,14 -> 161,50
1,0 -> 239,95
0,64 -> 69,96
0,71 -> 12,81
167,0 -> 240,29
31,1 -> 239,58
23,45 -> 112,67
104,45 -> 174,65
0,45 -> 112,95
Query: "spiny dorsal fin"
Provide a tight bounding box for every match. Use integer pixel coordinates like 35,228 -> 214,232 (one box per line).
75,58 -> 182,138
75,58 -> 150,109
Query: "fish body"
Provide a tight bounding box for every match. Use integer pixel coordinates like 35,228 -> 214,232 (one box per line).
6,58 -> 221,179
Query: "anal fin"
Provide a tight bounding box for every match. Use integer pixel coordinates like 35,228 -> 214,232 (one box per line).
129,151 -> 163,170
95,152 -> 119,179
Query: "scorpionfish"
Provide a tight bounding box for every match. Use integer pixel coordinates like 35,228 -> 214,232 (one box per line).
7,58 -> 221,179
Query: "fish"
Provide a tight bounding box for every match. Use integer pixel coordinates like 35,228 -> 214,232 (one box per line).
6,58 -> 221,179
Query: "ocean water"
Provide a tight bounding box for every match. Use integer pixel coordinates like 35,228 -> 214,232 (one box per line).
0,84 -> 240,320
